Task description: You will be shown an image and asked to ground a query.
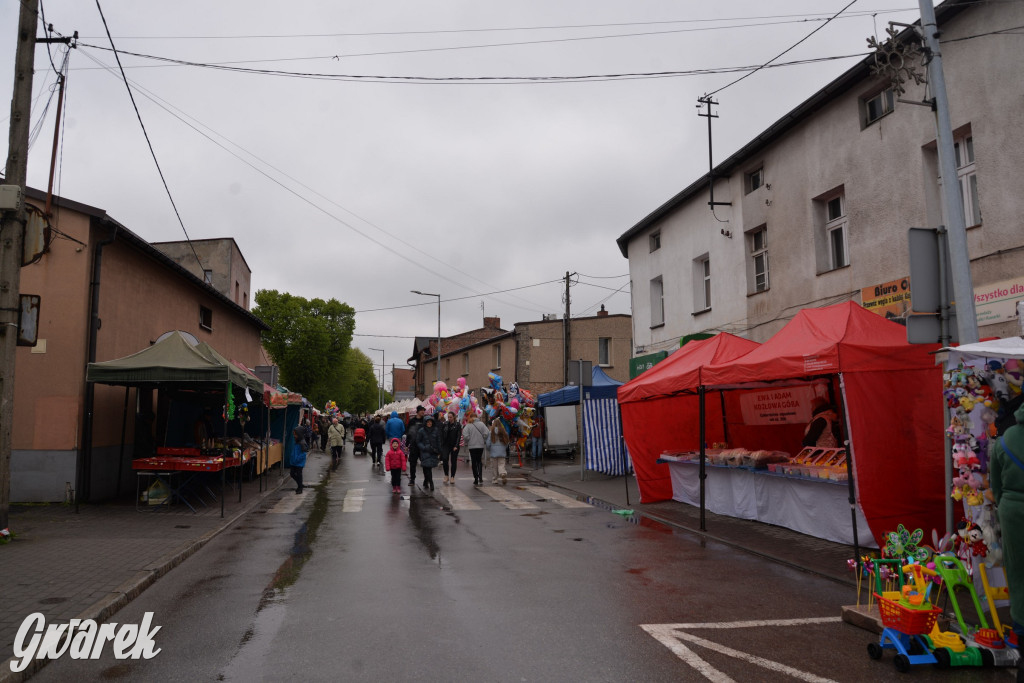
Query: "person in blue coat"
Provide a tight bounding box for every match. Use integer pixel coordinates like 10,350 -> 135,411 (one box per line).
385,411 -> 405,442
290,426 -> 308,494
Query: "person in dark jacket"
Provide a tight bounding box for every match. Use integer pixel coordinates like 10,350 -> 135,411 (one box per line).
405,406 -> 426,487
415,414 -> 441,492
368,416 -> 387,467
440,411 -> 462,484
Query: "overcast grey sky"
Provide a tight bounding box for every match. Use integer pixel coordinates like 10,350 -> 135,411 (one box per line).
2,0 -> 923,388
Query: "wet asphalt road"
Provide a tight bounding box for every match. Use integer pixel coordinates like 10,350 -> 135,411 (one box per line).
31,448 -> 1019,682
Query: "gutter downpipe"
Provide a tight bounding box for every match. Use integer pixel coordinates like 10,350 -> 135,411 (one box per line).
78,220 -> 118,512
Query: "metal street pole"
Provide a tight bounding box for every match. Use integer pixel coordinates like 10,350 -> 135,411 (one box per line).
0,0 -> 40,532
918,0 -> 979,344
369,347 -> 384,411
411,290 -> 441,388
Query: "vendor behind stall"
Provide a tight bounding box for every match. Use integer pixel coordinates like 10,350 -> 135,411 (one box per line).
802,400 -> 840,448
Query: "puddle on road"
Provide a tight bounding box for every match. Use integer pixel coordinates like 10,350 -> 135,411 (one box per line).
217,479 -> 330,680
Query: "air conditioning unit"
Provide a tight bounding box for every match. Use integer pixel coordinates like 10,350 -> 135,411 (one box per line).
542,313 -> 558,321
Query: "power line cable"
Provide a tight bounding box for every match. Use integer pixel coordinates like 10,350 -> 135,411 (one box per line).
92,0 -> 205,274
353,278 -> 563,313
77,9 -> 919,41
707,0 -> 859,96
76,40 -> 873,83
77,47 -> 551,316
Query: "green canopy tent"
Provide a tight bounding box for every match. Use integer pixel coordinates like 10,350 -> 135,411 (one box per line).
85,331 -> 262,516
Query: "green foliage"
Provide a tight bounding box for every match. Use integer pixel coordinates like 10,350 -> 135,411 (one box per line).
253,290 -> 355,406
336,348 -> 380,413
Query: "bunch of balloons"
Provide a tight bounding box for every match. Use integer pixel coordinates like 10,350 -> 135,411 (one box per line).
323,400 -> 341,420
425,377 -> 483,423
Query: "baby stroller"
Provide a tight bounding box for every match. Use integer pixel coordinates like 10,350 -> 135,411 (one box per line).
352,427 -> 367,455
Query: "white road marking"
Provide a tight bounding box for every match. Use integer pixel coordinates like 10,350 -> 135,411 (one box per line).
342,488 -> 365,512
267,492 -> 307,514
438,487 -> 481,510
642,618 -> 842,683
522,485 -> 591,508
479,486 -> 538,509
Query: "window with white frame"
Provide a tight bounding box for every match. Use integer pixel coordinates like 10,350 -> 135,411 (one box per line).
650,276 -> 664,327
492,344 -> 501,369
462,353 -> 469,375
954,134 -> 981,227
599,338 -> 611,366
825,194 -> 849,269
649,231 -> 661,252
863,88 -> 894,126
748,227 -> 769,293
692,255 -> 711,312
746,167 -> 764,194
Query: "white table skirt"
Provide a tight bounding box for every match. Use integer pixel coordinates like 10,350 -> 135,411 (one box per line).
663,460 -> 877,547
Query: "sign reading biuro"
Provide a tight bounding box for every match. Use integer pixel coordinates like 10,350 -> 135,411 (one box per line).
629,350 -> 668,379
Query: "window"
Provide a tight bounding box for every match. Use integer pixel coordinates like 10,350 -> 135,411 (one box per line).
492,344 -> 501,369
692,255 -> 711,312
825,194 -> 849,269
748,227 -> 769,293
203,269 -> 213,284
199,305 -> 213,331
445,358 -> 451,381
243,291 -> 248,309
954,134 -> 981,227
462,353 -> 469,375
650,276 -> 664,327
649,231 -> 661,252
599,338 -> 611,366
863,88 -> 894,125
746,167 -> 764,194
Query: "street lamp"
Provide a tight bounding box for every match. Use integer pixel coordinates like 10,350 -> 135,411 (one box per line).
411,290 -> 441,387
368,347 -> 384,412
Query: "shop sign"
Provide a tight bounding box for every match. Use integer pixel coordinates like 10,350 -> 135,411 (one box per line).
974,277 -> 1024,327
630,350 -> 668,379
861,277 -> 911,324
738,384 -> 823,426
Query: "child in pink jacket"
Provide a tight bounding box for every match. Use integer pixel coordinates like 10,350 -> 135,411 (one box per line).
384,438 -> 408,493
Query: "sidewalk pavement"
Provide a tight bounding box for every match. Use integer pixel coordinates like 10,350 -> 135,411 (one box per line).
0,451 -> 861,681
0,450 -> 332,683
516,457 -> 860,588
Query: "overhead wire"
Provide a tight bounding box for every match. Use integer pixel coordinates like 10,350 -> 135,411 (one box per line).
76,47 -> 551,315
92,0 -> 205,274
706,0 -> 860,96
78,9 -> 920,41
76,42 -> 873,84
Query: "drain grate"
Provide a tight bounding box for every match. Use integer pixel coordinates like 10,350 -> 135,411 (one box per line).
39,597 -> 68,605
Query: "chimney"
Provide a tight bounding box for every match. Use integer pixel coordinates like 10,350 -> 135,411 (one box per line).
483,316 -> 501,329
596,305 -> 609,318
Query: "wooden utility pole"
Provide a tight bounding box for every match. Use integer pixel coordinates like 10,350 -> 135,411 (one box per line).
1,0 -> 39,530
563,271 -> 571,386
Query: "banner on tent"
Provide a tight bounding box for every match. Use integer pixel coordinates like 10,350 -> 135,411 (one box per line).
737,383 -> 826,426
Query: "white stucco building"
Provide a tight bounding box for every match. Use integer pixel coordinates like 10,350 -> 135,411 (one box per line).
617,0 -> 1024,352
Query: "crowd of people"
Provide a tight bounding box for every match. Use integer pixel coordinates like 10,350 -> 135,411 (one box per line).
287,404 -> 545,495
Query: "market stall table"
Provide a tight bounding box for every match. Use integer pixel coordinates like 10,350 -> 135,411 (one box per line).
658,454 -> 877,547
132,450 -> 245,513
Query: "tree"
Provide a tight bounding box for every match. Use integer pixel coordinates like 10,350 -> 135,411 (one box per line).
336,348 -> 380,414
253,290 -> 355,406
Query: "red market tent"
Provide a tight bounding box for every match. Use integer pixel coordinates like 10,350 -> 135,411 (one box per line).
701,301 -> 945,545
617,333 -> 761,503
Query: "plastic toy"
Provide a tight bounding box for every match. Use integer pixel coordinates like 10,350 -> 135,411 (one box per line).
867,560 -> 942,672
927,555 -> 1020,671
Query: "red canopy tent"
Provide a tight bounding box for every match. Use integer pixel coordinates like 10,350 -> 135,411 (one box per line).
617,333 -> 760,503
701,302 -> 945,545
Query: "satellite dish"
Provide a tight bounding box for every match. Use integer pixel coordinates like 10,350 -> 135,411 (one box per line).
156,330 -> 199,346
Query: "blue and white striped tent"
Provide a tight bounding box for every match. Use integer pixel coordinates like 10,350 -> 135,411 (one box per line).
538,367 -> 631,476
